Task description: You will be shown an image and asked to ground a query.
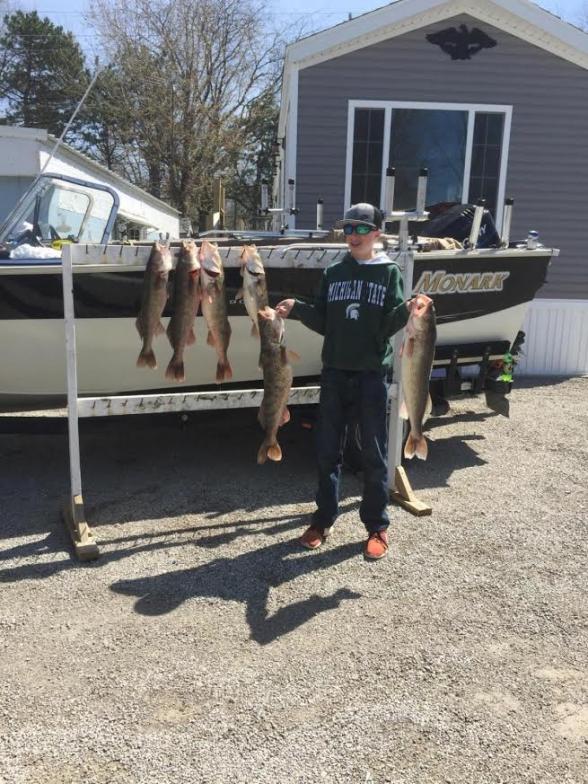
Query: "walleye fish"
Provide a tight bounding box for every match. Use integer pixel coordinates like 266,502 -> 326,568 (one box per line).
257,306 -> 294,464
199,239 -> 232,382
135,241 -> 172,369
400,295 -> 437,460
165,240 -> 201,382
239,244 -> 268,337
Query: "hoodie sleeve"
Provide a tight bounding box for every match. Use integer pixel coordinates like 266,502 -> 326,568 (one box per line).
290,270 -> 327,336
378,264 -> 409,340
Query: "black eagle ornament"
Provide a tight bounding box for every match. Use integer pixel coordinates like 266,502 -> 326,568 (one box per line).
426,24 -> 497,60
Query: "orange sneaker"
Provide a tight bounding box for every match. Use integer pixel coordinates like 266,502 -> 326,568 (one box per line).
299,526 -> 330,550
364,530 -> 389,560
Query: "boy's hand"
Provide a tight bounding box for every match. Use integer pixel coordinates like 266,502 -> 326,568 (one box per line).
407,294 -> 433,312
276,299 -> 295,318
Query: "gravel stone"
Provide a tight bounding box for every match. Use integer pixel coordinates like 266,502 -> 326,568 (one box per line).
0,377 -> 586,784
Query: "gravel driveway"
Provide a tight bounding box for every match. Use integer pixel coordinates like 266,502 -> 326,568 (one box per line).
0,377 -> 586,784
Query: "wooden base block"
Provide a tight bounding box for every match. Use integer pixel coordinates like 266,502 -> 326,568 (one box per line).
62,494 -> 100,561
390,466 -> 432,516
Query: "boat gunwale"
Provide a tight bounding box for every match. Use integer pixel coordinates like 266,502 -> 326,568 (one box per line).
0,246 -> 558,276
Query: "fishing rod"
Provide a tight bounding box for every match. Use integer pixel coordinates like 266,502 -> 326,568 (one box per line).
39,57 -> 104,177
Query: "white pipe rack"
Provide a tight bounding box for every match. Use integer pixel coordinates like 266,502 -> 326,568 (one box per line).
61,231 -> 430,560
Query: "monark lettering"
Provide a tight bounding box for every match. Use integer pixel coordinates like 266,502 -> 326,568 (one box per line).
414,270 -> 510,295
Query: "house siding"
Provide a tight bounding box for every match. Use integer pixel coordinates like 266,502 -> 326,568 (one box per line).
296,13 -> 588,300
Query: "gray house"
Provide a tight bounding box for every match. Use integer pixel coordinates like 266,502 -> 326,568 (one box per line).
276,0 -> 588,375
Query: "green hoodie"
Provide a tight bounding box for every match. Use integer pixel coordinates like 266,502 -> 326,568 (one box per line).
291,251 -> 409,371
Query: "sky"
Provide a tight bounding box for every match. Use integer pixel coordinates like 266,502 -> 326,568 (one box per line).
4,0 -> 586,52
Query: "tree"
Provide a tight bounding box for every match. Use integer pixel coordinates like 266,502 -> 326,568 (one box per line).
0,10 -> 89,135
77,65 -> 135,175
224,86 -> 280,222
87,0 -> 283,224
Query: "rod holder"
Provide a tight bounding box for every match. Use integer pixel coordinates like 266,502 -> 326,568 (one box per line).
468,198 -> 486,249
501,197 -> 514,247
288,178 -> 297,215
384,167 -> 396,217
260,180 -> 269,213
416,168 -> 428,215
316,198 -> 324,231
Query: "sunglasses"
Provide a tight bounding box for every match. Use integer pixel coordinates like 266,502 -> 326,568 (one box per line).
342,223 -> 375,236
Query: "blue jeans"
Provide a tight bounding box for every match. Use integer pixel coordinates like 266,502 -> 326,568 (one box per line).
312,368 -> 390,534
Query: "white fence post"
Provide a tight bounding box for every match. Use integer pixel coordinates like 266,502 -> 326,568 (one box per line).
61,244 -> 99,559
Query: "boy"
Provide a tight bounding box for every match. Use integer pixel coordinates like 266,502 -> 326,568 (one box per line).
276,203 -> 426,560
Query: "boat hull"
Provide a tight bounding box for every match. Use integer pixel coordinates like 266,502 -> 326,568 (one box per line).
0,247 -> 554,406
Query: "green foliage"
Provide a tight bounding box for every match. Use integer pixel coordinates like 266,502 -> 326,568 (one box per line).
0,10 -> 89,135
0,1 -> 294,228
225,88 -> 280,222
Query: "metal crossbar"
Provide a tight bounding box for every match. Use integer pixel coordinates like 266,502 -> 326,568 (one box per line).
77,387 -> 320,418
61,231 -> 431,560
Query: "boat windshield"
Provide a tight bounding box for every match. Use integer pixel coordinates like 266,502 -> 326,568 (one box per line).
0,175 -> 118,246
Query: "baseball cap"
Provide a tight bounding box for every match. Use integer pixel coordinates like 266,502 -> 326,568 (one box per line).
336,203 -> 383,229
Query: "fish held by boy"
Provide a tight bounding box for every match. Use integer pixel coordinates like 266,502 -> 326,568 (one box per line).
135,241 -> 173,369
238,244 -> 268,337
199,239 -> 232,383
256,306 -> 296,464
165,240 -> 201,382
400,295 -> 437,460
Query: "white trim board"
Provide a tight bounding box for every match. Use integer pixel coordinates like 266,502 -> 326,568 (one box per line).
285,0 -> 588,72
343,100 -> 513,228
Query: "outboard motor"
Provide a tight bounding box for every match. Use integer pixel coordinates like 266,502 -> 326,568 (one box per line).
417,202 -> 500,248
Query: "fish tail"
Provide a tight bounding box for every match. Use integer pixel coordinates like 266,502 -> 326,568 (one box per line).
137,347 -> 157,369
404,432 -> 428,461
216,359 -> 233,383
257,437 -> 282,464
165,356 -> 185,382
166,321 -> 174,345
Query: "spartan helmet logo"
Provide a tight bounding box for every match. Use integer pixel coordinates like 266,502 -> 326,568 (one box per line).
345,303 -> 360,320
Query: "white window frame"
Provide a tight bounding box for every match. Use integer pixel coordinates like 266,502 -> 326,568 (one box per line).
344,99 -> 513,230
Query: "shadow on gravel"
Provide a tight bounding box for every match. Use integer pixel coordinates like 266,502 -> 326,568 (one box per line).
424,411 -> 498,431
399,433 -> 487,491
110,536 -> 362,645
0,408 -> 317,538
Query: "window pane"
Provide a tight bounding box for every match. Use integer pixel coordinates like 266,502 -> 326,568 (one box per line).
353,142 -> 368,172
486,114 -> 504,145
389,109 -> 467,209
350,109 -> 384,206
367,142 -> 383,174
369,110 -> 384,140
364,176 -> 381,206
351,174 -> 365,204
354,109 -> 369,141
468,112 -> 504,216
471,145 -> 485,174
473,113 -> 487,145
